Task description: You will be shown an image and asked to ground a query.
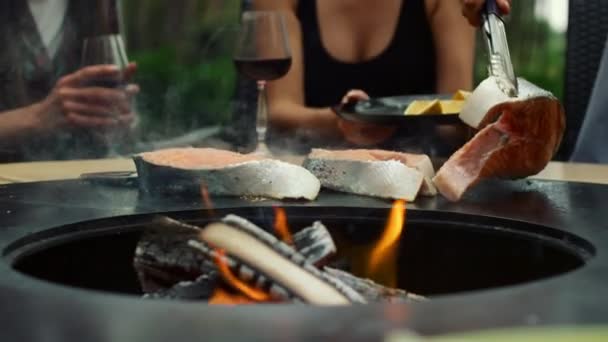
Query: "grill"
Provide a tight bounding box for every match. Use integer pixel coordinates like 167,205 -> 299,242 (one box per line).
0,178 -> 606,341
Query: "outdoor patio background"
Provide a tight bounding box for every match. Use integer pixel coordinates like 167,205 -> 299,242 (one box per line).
121,0 -> 567,144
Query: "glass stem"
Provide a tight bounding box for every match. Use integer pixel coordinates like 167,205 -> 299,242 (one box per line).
256,80 -> 268,145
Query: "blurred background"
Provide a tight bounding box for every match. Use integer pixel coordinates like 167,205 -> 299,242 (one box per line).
121,0 -> 568,149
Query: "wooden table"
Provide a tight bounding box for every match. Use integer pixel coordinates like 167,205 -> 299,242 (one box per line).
0,159 -> 135,184
0,157 -> 606,186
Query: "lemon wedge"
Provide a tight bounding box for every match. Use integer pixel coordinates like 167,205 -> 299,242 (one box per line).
403,90 -> 470,115
404,100 -> 441,115
439,100 -> 465,114
452,90 -> 472,100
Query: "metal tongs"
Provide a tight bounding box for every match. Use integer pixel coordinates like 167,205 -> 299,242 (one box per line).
482,0 -> 518,97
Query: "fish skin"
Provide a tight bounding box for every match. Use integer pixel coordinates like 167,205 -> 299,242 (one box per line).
303,150 -> 424,201
198,159 -> 321,200
304,149 -> 435,198
135,148 -> 321,200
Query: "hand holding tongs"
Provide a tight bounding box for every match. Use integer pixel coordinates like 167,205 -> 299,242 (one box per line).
482,0 -> 518,97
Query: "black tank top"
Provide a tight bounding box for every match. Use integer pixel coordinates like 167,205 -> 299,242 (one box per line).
296,0 -> 437,107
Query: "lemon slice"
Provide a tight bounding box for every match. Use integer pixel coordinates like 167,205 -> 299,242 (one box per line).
439,100 -> 465,114
404,100 -> 441,115
452,90 -> 472,100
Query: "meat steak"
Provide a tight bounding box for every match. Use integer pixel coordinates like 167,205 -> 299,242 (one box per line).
134,148 -> 321,200
303,149 -> 436,201
433,77 -> 566,201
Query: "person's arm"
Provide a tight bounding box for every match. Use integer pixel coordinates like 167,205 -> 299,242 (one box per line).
0,64 -> 138,147
254,0 -> 340,138
0,102 -> 49,142
428,0 -> 476,93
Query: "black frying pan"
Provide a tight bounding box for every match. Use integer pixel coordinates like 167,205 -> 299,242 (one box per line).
333,94 -> 463,125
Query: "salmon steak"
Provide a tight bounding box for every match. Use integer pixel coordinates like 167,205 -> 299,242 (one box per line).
303,149 -> 436,201
433,77 -> 566,201
134,148 -> 321,200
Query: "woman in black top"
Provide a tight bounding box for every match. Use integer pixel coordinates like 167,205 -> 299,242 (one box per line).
256,0 -> 510,147
0,0 -> 138,161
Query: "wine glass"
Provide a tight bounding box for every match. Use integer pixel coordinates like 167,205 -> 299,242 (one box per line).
233,11 -> 292,155
82,34 -> 129,87
81,34 -> 131,156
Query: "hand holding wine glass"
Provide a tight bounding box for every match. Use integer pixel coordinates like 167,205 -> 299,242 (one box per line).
40,34 -> 139,132
234,11 -> 292,155
42,63 -> 138,130
79,33 -> 138,123
75,34 -> 139,154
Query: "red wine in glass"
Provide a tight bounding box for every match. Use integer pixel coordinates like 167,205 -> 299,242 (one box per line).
81,34 -> 129,89
234,11 -> 292,154
84,77 -> 126,89
233,57 -> 292,81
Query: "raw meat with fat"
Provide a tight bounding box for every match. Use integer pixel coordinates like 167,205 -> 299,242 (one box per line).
433,77 -> 566,201
303,149 -> 436,201
134,148 -> 321,200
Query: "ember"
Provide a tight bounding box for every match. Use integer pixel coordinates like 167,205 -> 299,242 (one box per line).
213,249 -> 271,302
208,288 -> 255,305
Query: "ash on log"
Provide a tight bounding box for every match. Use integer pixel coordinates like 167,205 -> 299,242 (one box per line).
134,215 -> 423,304
133,216 -> 213,293
143,273 -> 218,300
293,221 -> 336,267
324,267 -> 424,303
134,216 -> 336,293
192,215 -> 364,304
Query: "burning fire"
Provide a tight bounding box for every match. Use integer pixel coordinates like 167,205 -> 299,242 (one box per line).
365,200 -> 406,288
203,199 -> 405,304
209,288 -> 255,305
213,249 -> 271,302
273,207 -> 294,245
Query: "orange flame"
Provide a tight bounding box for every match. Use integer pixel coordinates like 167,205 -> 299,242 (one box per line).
209,288 -> 255,305
273,207 -> 294,245
365,200 -> 406,287
214,249 -> 271,302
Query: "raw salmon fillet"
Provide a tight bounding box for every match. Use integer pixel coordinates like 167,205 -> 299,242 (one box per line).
135,148 -> 321,200
303,149 -> 436,201
433,77 -> 566,201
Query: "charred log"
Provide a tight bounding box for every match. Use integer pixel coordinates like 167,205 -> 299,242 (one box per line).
293,221 -> 336,267
143,273 -> 218,301
194,216 -> 365,304
134,215 -> 422,304
134,216 -> 336,292
133,217 -> 211,292
323,267 -> 424,303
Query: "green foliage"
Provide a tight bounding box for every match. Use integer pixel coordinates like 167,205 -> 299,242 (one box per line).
132,47 -> 236,141
122,0 -> 240,142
